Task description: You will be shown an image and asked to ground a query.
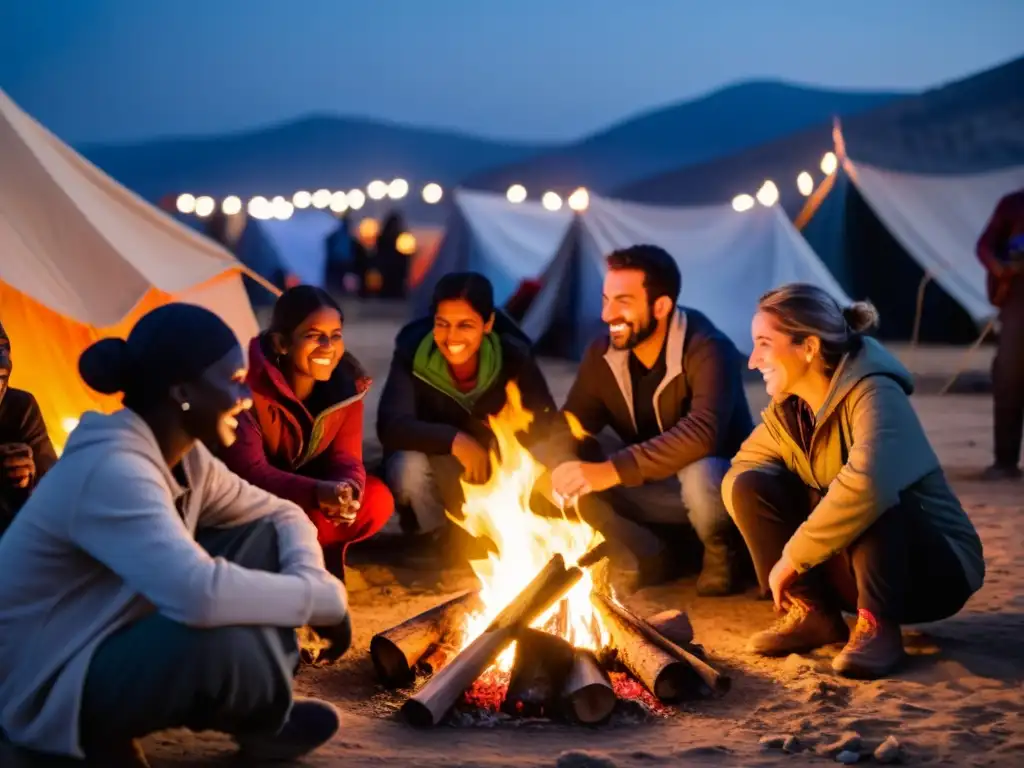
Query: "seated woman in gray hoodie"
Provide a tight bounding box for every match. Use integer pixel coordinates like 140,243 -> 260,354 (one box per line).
0,304 -> 351,767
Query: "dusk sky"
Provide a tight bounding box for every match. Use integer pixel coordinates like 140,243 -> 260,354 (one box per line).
2,0 -> 1022,145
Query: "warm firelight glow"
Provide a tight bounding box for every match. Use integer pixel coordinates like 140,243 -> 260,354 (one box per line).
449,383 -> 607,672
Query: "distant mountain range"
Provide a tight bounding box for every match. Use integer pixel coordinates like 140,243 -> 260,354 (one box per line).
74,78 -> 919,220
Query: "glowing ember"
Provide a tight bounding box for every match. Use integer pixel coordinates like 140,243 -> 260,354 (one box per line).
448,383 -> 608,671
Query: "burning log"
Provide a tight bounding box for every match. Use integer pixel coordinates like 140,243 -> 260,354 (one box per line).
417,642 -> 457,676
561,649 -> 616,724
403,545 -> 609,727
593,593 -> 730,696
370,590 -> 483,686
593,593 -> 694,703
502,629 -> 575,717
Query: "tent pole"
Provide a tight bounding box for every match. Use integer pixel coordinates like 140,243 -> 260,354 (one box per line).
911,273 -> 933,347
241,268 -> 283,299
937,319 -> 996,396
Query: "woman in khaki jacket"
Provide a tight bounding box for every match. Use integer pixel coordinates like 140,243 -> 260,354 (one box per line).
723,284 -> 984,679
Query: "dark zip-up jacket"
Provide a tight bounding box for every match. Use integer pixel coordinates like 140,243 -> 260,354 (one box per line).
376,312 -> 557,456
562,308 -> 754,486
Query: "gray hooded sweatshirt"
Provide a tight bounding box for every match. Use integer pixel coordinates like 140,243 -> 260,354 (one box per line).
0,408 -> 348,758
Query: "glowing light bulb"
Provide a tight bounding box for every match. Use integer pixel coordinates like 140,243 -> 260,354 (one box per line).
731,194 -> 755,212
330,191 -> 348,213
797,172 -> 814,197
541,191 -> 562,211
396,232 -> 417,255
567,187 -> 589,212
293,190 -> 312,209
271,196 -> 294,220
176,193 -> 196,214
422,182 -> 443,204
348,189 -> 366,210
756,180 -> 779,207
221,196 -> 242,215
388,178 -> 409,200
820,152 -> 838,175
506,184 -> 527,204
367,180 -> 388,200
311,189 -> 332,209
194,196 -> 215,217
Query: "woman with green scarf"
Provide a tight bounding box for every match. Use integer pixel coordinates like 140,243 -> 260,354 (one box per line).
377,272 -> 557,553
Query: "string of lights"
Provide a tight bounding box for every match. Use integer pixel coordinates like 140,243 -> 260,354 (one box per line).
175,151 -> 839,221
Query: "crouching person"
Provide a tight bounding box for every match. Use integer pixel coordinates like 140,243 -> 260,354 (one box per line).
724,284 -> 985,679
377,272 -> 557,556
0,304 -> 350,766
220,286 -> 394,579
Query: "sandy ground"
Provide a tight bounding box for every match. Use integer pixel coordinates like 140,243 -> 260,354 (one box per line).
134,306 -> 1023,765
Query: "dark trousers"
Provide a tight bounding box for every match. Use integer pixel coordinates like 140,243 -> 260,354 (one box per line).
78,520 -> 299,750
728,470 -> 973,623
993,282 -> 1024,467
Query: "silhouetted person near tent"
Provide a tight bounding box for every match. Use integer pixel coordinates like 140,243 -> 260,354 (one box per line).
0,320 -> 57,535
375,211 -> 410,299
324,210 -> 354,294
976,188 -> 1024,481
725,284 -> 984,678
220,287 -> 395,579
0,304 -> 350,766
546,246 -> 753,597
377,273 -> 557,561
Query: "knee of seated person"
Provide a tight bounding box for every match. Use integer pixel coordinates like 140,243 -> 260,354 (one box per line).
240,518 -> 283,570
678,457 -> 729,501
384,452 -> 434,501
191,625 -> 282,668
727,470 -> 780,513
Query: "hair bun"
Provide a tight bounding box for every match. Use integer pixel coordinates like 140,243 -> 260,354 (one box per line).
842,301 -> 880,335
78,338 -> 136,395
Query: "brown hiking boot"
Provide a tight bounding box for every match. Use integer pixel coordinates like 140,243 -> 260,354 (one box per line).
832,609 -> 904,679
747,600 -> 849,656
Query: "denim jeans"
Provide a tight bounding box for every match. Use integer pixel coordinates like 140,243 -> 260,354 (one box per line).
383,451 -> 466,534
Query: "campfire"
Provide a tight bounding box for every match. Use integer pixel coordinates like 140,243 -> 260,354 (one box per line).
369,384 -> 729,726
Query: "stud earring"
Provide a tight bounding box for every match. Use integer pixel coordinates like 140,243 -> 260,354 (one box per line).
181,401 -> 190,412
806,354 -> 813,363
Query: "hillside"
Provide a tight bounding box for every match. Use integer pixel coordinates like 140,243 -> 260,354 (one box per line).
79,115 -> 554,203
463,81 -> 904,194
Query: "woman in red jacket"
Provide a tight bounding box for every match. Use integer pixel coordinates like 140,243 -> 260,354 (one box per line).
221,286 -> 394,577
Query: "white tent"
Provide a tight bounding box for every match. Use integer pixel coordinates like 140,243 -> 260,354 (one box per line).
235,209 -> 337,288
523,194 -> 851,358
844,158 -> 1024,325
0,87 -> 263,448
411,190 -> 574,316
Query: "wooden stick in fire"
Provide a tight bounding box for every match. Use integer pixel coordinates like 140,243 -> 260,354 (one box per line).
561,649 -> 616,724
593,592 -> 730,695
592,592 -> 694,702
402,543 -> 611,727
370,590 -> 484,687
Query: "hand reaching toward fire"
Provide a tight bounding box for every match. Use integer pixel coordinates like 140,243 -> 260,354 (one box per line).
452,432 -> 490,484
768,555 -> 799,611
550,460 -> 620,503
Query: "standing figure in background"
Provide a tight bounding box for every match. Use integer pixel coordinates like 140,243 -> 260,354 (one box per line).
220,286 -> 395,579
0,320 -> 57,535
976,188 -> 1024,480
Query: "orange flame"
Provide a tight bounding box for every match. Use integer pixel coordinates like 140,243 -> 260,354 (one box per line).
448,383 -> 607,671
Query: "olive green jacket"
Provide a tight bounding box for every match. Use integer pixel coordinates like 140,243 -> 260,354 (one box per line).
723,338 -> 984,593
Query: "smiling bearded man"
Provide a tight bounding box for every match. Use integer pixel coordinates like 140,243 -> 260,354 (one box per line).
547,245 -> 754,595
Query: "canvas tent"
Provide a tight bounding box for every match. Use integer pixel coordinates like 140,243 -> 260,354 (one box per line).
234,209 -> 337,295
0,88 -> 265,450
521,194 -> 851,359
801,155 -> 1024,340
411,189 -> 574,317
616,56 -> 1024,343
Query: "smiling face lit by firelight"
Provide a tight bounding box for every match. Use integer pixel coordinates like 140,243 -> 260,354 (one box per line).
433,299 -> 494,367
748,310 -> 819,399
276,306 -> 345,383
